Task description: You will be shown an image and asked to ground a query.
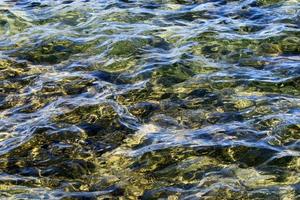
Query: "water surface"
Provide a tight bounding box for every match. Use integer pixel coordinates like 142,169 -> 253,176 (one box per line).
0,0 -> 300,199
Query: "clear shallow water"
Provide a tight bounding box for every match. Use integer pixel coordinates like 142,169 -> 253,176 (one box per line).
0,0 -> 300,199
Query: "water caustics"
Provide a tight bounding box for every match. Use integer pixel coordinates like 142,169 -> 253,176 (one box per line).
0,0 -> 300,199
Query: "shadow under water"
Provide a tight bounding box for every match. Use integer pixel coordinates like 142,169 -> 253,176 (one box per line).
0,0 -> 300,199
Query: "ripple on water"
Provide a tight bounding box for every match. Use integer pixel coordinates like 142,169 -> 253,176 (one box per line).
0,0 -> 300,199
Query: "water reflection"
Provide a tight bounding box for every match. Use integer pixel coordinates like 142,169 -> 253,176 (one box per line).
0,0 -> 300,199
